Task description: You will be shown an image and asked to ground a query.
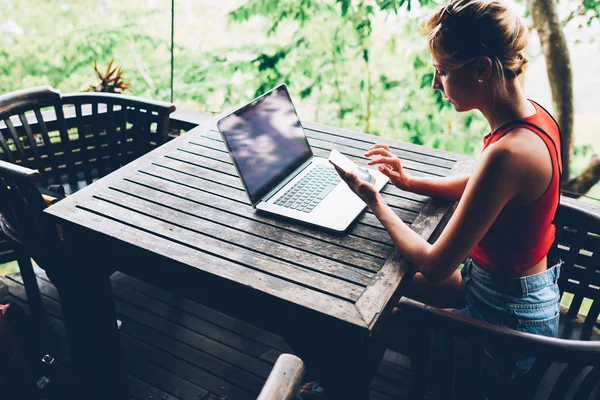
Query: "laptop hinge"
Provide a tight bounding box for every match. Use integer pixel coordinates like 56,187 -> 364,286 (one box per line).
260,158 -> 314,204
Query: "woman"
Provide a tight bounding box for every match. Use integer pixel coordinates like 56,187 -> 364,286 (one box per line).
334,0 -> 563,371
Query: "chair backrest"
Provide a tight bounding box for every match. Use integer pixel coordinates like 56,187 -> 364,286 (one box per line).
398,297 -> 600,400
397,200 -> 600,400
0,86 -> 175,189
554,200 -> 600,328
0,87 -> 66,186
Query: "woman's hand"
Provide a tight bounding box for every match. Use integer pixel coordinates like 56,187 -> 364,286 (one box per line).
365,144 -> 411,191
331,164 -> 380,207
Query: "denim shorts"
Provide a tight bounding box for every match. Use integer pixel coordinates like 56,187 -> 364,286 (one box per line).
456,257 -> 562,375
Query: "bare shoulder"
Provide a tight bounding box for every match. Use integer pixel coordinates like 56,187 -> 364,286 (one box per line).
497,127 -> 551,169
491,127 -> 553,203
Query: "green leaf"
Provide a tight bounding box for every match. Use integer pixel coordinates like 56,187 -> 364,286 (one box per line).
299,86 -> 313,98
339,0 -> 350,16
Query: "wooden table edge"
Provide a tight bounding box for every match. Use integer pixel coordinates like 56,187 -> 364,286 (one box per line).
354,158 -> 477,330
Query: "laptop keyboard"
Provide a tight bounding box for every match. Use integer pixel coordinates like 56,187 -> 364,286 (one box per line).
273,165 -> 341,213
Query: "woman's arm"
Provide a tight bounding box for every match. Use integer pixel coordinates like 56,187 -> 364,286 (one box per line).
404,174 -> 470,201
338,143 -> 520,283
365,144 -> 469,201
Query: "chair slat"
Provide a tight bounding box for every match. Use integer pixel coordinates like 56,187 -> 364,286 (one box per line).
18,113 -> 42,168
561,227 -> 587,315
519,359 -> 553,400
574,366 -> 600,399
33,108 -> 61,183
4,118 -> 28,162
105,102 -> 118,173
584,298 -> 600,328
549,364 -> 586,400
156,113 -> 169,145
75,103 -> 99,183
119,105 -> 129,167
53,104 -> 73,185
0,130 -> 15,163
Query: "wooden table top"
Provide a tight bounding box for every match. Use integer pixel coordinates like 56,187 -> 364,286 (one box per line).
44,117 -> 469,337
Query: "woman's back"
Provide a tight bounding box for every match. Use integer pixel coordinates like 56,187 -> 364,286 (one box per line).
471,101 -> 562,274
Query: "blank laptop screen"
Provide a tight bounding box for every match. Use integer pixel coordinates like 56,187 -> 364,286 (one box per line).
218,86 -> 313,205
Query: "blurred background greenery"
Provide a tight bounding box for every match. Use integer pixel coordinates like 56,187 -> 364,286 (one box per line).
0,0 -> 598,278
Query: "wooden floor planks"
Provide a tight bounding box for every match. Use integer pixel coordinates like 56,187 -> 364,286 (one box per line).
4,268 -> 413,400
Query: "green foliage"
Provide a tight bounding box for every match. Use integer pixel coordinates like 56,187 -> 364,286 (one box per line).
221,0 -> 487,152
0,0 -> 489,157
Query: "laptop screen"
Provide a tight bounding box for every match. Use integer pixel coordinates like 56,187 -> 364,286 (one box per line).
217,85 -> 313,205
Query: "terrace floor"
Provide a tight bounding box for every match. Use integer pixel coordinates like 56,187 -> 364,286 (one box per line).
4,266 -> 414,400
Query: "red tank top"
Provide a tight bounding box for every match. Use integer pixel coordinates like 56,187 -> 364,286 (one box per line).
470,100 -> 562,274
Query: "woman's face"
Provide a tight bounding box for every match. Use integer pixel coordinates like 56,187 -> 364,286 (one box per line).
431,58 -> 480,112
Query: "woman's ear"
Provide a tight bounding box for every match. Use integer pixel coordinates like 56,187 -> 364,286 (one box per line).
476,57 -> 493,82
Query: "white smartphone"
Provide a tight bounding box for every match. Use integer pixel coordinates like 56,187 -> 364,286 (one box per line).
328,149 -> 373,183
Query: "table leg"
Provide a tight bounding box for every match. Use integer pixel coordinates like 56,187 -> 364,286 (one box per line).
54,268 -> 128,400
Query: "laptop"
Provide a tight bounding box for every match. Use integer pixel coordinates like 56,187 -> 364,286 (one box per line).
216,84 -> 388,232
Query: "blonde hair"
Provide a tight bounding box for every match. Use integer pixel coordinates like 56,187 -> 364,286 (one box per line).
419,0 -> 528,98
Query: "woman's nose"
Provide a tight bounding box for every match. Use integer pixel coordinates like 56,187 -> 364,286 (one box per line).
431,74 -> 441,90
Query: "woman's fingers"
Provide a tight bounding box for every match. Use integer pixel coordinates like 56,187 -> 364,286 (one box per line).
364,147 -> 392,158
369,143 -> 390,151
332,164 -> 357,185
368,156 -> 401,169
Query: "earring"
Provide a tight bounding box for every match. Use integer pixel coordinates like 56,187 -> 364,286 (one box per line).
478,78 -> 483,83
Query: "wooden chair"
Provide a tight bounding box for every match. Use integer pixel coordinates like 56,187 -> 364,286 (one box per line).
259,353 -> 306,400
387,199 -> 600,399
0,161 -> 53,324
0,86 -> 175,273
0,86 -> 175,193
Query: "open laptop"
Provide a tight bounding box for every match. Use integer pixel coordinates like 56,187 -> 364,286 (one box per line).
216,84 -> 388,232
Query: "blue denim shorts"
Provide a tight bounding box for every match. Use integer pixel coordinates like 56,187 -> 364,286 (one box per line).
456,257 -> 562,375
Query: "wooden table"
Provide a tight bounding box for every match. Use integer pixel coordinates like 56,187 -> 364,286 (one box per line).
44,117 -> 469,400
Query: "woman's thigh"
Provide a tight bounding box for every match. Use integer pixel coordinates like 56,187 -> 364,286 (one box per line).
404,269 -> 464,309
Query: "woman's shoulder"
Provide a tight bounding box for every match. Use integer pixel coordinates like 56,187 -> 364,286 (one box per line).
485,128 -> 550,176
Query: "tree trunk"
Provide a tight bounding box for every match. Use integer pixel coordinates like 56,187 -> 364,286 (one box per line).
563,155 -> 600,198
528,0 -> 574,184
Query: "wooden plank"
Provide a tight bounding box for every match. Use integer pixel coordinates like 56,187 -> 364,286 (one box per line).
5,280 -> 175,400
189,133 -> 436,204
53,203 -> 368,328
33,108 -> 62,182
135,163 -> 396,248
11,271 -> 279,384
119,318 -> 267,394
110,272 -> 291,353
307,137 -> 450,177
303,121 -> 467,162
114,298 -> 272,384
123,349 -> 211,400
74,101 -> 94,182
147,155 -> 420,227
171,143 -> 426,213
303,126 -> 456,169
95,188 -> 369,297
202,129 -> 449,178
18,112 -> 42,169
114,171 -> 388,265
7,266 -> 415,400
127,375 -> 180,400
4,117 -> 27,160
107,179 -> 379,280
0,129 -> 15,162
355,159 -> 477,329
